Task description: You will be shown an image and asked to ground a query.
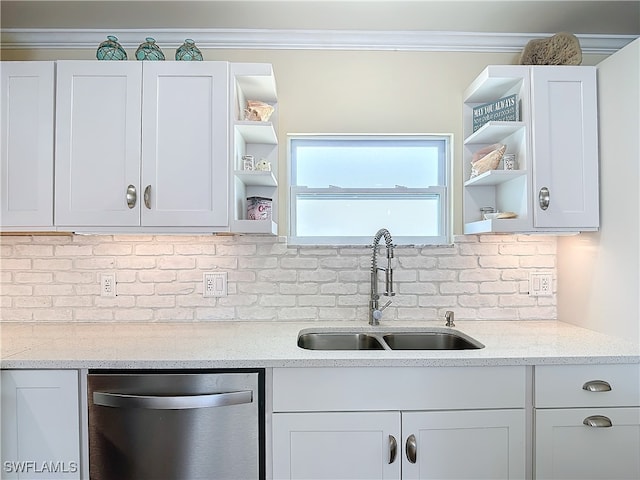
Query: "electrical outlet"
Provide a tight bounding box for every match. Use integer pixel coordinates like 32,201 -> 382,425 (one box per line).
203,272 -> 227,297
529,272 -> 552,297
100,273 -> 116,297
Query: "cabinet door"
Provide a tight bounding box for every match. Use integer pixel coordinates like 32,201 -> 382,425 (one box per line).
141,62 -> 229,227
402,410 -> 526,480
1,61 -> 55,228
535,408 -> 640,480
531,66 -> 599,229
272,411 -> 401,480
55,61 -> 142,226
1,370 -> 80,479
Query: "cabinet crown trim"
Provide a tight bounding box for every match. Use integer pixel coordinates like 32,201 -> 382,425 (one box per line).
2,28 -> 636,54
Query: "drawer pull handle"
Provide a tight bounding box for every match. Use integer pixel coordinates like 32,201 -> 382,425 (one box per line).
388,435 -> 397,464
583,415 -> 613,428
582,380 -> 611,392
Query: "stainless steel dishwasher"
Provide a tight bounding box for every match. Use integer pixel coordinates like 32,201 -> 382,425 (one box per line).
88,370 -> 264,480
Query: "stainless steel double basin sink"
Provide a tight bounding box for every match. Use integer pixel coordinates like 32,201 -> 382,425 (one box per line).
297,328 -> 484,351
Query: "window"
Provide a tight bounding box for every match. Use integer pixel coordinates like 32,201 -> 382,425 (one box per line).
289,134 -> 451,245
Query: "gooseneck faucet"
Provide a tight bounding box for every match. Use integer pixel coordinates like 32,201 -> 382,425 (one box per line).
369,228 -> 395,325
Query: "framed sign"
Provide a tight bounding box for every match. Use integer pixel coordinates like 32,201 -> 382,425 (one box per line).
472,94 -> 519,132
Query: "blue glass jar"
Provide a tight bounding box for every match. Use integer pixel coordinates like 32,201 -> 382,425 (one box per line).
135,37 -> 165,61
96,35 -> 127,60
175,39 -> 203,61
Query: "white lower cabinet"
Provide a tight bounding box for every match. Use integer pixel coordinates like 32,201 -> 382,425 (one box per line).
1,370 -> 81,479
534,364 -> 640,480
535,408 -> 640,480
402,409 -> 524,480
273,411 -> 400,480
271,366 -> 527,480
272,409 -> 525,480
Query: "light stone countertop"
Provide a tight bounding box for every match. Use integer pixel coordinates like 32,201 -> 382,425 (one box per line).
1,320 -> 638,369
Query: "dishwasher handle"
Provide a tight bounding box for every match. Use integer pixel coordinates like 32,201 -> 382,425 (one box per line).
93,390 -> 253,410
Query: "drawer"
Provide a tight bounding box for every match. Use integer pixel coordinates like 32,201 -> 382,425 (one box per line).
273,366 -> 526,412
535,407 -> 640,480
535,364 -> 640,408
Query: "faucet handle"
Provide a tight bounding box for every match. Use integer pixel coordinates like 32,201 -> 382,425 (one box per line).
372,300 -> 392,322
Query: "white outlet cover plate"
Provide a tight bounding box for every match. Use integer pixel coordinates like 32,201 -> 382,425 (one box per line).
100,273 -> 116,297
203,272 -> 228,297
529,272 -> 552,297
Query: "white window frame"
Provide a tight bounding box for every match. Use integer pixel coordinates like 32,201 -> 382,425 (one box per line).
288,134 -> 452,246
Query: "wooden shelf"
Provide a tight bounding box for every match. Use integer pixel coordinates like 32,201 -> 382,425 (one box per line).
463,66 -> 525,103
234,63 -> 277,103
231,219 -> 278,235
235,121 -> 277,144
234,170 -> 278,187
463,218 -> 529,234
464,169 -> 526,187
464,121 -> 525,145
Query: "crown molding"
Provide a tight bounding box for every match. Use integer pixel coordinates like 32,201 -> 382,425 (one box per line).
1,28 -> 637,54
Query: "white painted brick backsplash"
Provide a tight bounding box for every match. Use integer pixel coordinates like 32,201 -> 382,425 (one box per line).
0,234 -> 557,323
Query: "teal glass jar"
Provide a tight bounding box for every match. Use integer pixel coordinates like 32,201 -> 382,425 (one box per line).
96,35 -> 127,60
175,39 -> 203,61
135,37 -> 165,61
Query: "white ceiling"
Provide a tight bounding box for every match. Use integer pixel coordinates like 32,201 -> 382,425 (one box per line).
2,1 -> 639,35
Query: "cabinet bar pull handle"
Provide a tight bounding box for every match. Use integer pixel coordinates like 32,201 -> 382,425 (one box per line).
143,185 -> 151,209
405,434 -> 417,464
582,380 -> 612,392
583,415 -> 613,428
538,187 -> 550,210
93,390 -> 253,410
388,435 -> 397,464
126,185 -> 137,209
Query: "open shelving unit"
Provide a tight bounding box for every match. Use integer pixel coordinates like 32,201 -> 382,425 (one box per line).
462,66 -> 531,234
229,63 -> 279,235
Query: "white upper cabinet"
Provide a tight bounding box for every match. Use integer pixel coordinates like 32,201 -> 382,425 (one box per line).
1,62 -> 55,230
55,60 -> 229,231
55,61 -> 142,227
463,65 -> 599,234
141,62 -> 228,227
530,67 -> 599,229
